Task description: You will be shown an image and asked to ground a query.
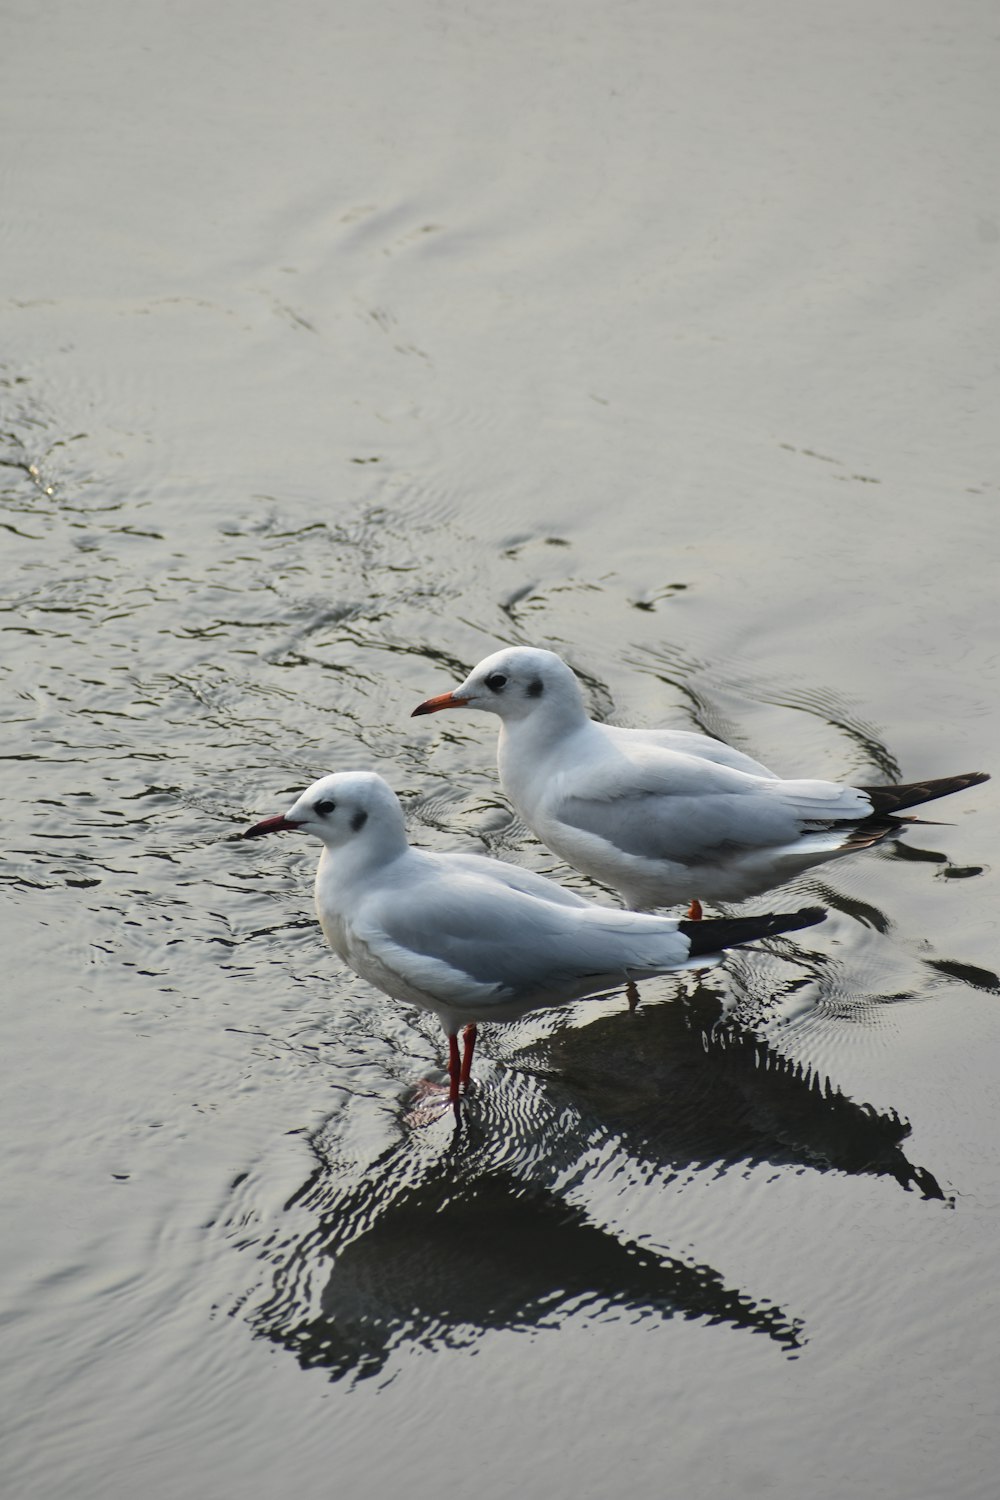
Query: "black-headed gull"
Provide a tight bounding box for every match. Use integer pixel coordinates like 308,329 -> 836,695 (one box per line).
241,770 -> 825,1114
412,647 -> 988,914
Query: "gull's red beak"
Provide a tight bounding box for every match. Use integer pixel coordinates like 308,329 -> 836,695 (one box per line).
241,813 -> 304,839
411,691 -> 470,717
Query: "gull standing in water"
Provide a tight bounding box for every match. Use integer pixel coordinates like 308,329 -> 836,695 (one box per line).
412,647 -> 988,916
241,770 -> 825,1116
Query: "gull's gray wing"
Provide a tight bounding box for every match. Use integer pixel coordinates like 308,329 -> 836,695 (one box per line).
349,856 -> 686,1006
441,852 -> 592,908
553,754 -> 873,866
606,724 -> 781,779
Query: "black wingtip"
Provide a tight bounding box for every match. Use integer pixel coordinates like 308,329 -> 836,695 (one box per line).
859,770 -> 990,818
680,906 -> 826,957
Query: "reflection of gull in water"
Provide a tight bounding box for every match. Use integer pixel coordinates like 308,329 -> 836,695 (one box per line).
253,1157 -> 805,1383
235,979 -> 946,1386
248,1128 -> 803,1386
525,980 -> 947,1200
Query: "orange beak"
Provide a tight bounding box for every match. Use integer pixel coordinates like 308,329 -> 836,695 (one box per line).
411,691 -> 470,717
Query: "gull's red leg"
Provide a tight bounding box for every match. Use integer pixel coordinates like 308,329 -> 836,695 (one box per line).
460,1023 -> 477,1087
448,1033 -> 462,1114
686,899 -> 703,921
626,979 -> 640,1012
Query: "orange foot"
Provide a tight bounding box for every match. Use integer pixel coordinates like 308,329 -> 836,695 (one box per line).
685,899 -> 703,921
403,1078 -> 457,1128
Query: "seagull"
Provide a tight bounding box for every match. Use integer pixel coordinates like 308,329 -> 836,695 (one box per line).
412,646 -> 988,915
241,770 -> 825,1115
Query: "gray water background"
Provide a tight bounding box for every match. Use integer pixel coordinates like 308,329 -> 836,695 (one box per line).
2,2 -> 999,1496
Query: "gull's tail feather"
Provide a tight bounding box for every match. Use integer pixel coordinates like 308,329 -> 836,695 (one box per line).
858,771 -> 989,819
680,906 -> 826,957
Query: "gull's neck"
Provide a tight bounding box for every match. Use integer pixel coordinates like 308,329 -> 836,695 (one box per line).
315,826 -> 410,907
497,699 -> 596,804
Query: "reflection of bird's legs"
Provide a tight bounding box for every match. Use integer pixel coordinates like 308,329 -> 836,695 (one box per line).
460,1023 -> 477,1087
626,978 -> 641,1012
686,899 -> 703,920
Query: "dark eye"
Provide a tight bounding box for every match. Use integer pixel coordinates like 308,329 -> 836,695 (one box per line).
314,799 -> 336,816
485,672 -> 507,692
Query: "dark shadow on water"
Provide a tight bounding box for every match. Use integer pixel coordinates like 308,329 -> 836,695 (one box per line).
257,1154 -> 804,1384
530,983 -> 947,1198
241,976 -> 947,1386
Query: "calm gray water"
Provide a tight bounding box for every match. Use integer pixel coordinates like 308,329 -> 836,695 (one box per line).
2,3 -> 999,1497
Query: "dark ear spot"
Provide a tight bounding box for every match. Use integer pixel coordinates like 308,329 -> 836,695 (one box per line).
351,809 -> 368,833
526,678 -> 544,698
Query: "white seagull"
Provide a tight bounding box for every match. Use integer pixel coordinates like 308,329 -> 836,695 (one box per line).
412,646 -> 988,915
241,770 -> 825,1114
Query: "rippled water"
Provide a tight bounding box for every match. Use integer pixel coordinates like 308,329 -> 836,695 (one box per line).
3,2 -> 999,1497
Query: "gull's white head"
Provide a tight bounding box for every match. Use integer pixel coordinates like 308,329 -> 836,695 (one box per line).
241,770 -> 408,856
412,646 -> 588,726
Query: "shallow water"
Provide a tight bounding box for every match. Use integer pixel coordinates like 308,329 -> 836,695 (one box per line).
2,2 -> 999,1497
